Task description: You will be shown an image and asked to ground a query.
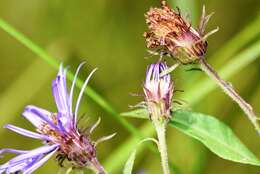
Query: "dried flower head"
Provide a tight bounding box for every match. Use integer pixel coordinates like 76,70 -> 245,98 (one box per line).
144,61 -> 174,122
144,1 -> 218,64
0,63 -> 112,174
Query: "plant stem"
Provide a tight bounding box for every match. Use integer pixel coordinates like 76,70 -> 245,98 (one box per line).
199,58 -> 260,134
90,158 -> 108,174
154,121 -> 170,174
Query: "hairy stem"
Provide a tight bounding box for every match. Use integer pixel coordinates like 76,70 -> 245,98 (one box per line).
199,58 -> 260,134
90,158 -> 108,174
154,121 -> 170,174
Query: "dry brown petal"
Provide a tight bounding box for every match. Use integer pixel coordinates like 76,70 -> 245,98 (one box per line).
144,1 -> 216,64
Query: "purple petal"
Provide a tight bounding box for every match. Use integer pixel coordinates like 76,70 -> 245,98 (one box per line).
24,104 -> 70,133
9,144 -> 59,165
3,154 -> 43,174
69,62 -> 86,116
52,64 -> 70,116
145,64 -> 154,84
0,148 -> 28,155
153,63 -> 160,81
59,66 -> 70,111
0,145 -> 57,174
0,154 -> 42,174
62,67 -> 70,108
0,161 -> 10,173
7,160 -> 30,174
56,112 -> 67,133
74,68 -> 97,128
22,105 -> 51,128
21,155 -> 43,172
23,148 -> 58,174
4,124 -> 50,141
52,80 -> 65,113
28,107 -> 59,131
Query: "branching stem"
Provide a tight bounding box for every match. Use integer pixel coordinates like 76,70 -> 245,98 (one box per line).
199,58 -> 260,134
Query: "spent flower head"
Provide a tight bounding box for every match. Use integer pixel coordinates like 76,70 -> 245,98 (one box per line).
144,2 -> 260,135
144,0 -> 218,64
144,61 -> 174,122
0,63 -> 111,174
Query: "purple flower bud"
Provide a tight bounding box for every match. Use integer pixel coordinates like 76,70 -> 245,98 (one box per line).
144,62 -> 174,121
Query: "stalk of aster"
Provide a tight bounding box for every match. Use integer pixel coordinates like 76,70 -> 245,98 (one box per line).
144,0 -> 260,135
143,61 -> 174,174
0,63 -> 112,174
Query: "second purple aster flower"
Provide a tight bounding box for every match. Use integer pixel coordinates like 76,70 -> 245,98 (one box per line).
142,61 -> 174,174
144,61 -> 174,122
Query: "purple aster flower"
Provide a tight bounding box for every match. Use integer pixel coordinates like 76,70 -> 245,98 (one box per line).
143,61 -> 174,121
0,63 -> 111,174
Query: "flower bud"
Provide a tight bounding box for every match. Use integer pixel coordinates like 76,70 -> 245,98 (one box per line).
144,61 -> 174,122
144,1 -> 217,64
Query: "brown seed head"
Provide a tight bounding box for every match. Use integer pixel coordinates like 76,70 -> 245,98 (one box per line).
144,1 -> 217,64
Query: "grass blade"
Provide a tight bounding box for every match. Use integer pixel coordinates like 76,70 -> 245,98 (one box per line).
0,18 -> 141,137
0,59 -> 56,125
209,15 -> 260,67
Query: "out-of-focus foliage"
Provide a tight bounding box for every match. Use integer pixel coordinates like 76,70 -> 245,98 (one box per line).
123,146 -> 136,174
0,0 -> 260,174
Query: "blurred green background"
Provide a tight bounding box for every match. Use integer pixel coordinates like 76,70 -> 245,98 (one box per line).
0,0 -> 260,173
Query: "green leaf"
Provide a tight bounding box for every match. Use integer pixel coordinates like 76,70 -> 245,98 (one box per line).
171,110 -> 260,166
123,138 -> 158,174
122,109 -> 260,166
123,149 -> 137,174
121,108 -> 147,119
103,123 -> 155,173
